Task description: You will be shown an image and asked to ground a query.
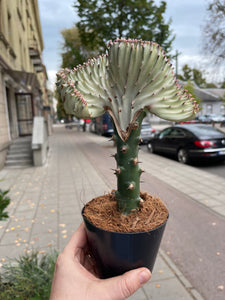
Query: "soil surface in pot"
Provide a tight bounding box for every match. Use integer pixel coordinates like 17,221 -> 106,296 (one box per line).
83,192 -> 168,233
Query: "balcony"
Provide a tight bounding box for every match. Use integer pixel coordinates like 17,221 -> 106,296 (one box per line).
29,40 -> 41,59
29,40 -> 43,72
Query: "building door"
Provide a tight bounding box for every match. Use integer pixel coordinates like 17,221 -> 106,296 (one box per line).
16,93 -> 34,136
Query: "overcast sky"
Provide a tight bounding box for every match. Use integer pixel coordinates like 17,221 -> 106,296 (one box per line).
38,0 -> 222,89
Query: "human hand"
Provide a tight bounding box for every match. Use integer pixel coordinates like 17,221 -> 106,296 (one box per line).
50,223 -> 151,300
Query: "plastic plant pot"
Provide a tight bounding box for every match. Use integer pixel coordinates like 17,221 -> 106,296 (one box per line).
82,208 -> 168,279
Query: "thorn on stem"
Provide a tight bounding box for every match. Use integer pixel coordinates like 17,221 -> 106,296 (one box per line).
121,146 -> 127,153
128,183 -> 135,190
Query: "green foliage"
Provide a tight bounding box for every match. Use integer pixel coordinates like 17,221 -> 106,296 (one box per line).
0,250 -> 58,300
193,68 -> 207,88
56,90 -> 68,121
74,0 -> 175,54
60,27 -> 96,69
220,79 -> 225,89
179,64 -> 207,88
181,64 -> 192,81
0,189 -> 10,221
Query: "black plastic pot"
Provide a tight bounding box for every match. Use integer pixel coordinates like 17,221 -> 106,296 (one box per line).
82,208 -> 168,279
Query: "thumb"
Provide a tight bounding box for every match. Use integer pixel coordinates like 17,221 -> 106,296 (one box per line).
100,268 -> 151,300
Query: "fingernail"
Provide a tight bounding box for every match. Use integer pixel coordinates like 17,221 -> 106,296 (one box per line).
139,269 -> 151,284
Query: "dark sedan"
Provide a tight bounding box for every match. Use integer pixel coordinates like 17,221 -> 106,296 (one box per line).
147,124 -> 225,164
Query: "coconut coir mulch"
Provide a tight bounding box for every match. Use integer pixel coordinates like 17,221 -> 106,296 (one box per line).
83,191 -> 168,233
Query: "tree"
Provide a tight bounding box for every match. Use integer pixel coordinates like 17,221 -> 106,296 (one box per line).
60,27 -> 96,68
221,79 -> 225,88
193,68 -> 207,88
59,27 -> 98,120
181,64 -> 192,81
202,0 -> 225,63
178,64 -> 207,88
55,90 -> 68,121
74,0 -> 175,54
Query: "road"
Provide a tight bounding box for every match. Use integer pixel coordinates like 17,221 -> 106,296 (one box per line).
140,144 -> 225,178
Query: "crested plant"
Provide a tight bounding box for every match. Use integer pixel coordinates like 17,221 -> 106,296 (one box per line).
56,38 -> 198,215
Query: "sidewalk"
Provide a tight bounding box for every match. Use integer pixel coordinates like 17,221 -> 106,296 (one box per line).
0,125 -> 215,299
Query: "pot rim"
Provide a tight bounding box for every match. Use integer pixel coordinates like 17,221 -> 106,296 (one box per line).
82,207 -> 169,235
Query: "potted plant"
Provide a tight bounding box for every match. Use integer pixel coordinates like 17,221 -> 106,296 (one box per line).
56,38 -> 198,278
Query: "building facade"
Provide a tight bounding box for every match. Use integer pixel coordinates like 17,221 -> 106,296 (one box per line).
195,88 -> 225,116
0,0 -> 50,169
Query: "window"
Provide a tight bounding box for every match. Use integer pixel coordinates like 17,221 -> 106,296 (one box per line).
170,129 -> 186,137
159,128 -> 172,139
207,104 -> 212,114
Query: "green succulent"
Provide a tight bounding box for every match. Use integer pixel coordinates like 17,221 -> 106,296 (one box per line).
57,38 -> 198,214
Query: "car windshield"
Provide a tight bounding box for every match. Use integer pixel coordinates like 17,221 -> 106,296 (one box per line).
184,125 -> 225,139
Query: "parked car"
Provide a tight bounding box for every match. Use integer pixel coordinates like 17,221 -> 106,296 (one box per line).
147,124 -> 225,164
197,114 -> 224,124
207,114 -> 224,123
92,112 -> 114,137
197,115 -> 212,123
140,122 -> 155,144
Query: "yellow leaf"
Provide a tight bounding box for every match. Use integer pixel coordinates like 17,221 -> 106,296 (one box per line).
155,284 -> 161,288
59,224 -> 66,228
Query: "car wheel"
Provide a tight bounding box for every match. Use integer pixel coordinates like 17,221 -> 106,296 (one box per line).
177,148 -> 189,164
147,142 -> 154,153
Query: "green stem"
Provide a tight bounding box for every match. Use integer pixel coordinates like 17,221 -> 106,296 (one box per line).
113,112 -> 146,214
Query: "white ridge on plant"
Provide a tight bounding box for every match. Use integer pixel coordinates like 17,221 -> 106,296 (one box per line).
57,38 -> 199,141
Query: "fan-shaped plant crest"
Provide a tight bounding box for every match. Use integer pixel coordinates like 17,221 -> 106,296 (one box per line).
57,38 -> 199,141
